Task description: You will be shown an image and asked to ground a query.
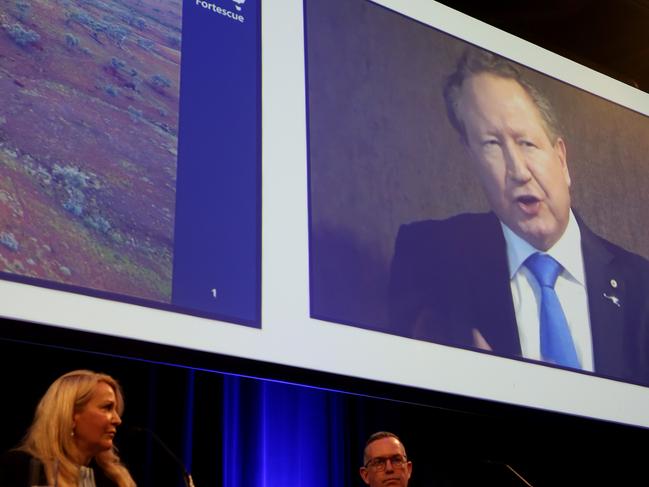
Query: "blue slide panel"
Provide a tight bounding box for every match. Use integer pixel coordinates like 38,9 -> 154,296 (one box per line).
172,0 -> 261,327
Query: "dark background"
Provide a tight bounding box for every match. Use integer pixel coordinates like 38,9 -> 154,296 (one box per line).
439,0 -> 649,93
1,323 -> 647,486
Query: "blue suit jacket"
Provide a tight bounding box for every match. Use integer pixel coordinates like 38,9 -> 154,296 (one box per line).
388,212 -> 649,385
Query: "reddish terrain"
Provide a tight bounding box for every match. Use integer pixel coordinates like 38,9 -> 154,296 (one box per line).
0,0 -> 181,301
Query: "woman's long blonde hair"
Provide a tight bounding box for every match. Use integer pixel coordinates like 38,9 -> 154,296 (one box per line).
18,369 -> 136,487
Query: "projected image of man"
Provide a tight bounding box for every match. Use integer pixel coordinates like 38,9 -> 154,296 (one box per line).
359,431 -> 412,487
389,48 -> 649,384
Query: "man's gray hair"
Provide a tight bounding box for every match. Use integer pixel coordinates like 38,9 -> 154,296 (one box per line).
443,48 -> 562,144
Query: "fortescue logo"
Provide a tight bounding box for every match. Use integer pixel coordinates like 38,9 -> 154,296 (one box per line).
195,0 -> 246,23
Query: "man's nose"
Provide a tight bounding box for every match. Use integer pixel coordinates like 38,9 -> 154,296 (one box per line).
504,143 -> 532,183
384,459 -> 395,472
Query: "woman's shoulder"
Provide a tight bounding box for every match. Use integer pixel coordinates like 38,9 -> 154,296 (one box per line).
0,449 -> 38,486
0,448 -> 34,468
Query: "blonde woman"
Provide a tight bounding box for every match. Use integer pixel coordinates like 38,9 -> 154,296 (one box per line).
0,370 -> 136,487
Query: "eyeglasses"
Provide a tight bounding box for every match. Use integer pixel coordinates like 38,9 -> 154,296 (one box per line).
364,455 -> 408,471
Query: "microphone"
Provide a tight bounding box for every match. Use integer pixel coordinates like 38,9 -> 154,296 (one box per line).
130,426 -> 196,487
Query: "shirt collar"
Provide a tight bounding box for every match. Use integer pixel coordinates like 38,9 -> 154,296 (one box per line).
501,210 -> 585,284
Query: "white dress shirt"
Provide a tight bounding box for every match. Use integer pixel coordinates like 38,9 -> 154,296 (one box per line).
501,211 -> 594,371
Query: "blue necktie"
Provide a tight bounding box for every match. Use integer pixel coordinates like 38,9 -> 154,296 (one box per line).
524,253 -> 580,369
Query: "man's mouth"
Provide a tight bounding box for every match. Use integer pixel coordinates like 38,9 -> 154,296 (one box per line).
382,478 -> 401,485
516,195 -> 541,214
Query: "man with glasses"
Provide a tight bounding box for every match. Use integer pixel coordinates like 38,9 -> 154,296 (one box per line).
359,431 -> 412,487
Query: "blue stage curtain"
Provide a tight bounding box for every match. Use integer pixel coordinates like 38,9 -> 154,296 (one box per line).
182,369 -> 196,474
221,376 -> 347,487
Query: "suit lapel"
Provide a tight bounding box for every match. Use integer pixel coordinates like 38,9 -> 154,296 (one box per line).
468,214 -> 521,356
580,223 -> 627,376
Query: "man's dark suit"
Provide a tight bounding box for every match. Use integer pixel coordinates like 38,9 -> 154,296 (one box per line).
388,212 -> 649,385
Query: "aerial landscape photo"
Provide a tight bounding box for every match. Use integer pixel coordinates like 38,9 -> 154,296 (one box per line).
0,0 -> 181,302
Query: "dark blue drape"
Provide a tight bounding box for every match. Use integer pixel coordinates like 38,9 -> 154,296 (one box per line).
220,376 -> 346,487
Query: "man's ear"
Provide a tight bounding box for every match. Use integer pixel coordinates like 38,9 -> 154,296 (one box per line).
554,137 -> 570,187
359,467 -> 370,485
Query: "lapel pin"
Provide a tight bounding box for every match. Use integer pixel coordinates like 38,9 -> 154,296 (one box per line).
603,293 -> 621,308
610,279 -> 618,288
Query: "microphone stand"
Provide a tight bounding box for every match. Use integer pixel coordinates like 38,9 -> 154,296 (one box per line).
483,459 -> 535,487
503,463 -> 535,487
132,426 -> 196,487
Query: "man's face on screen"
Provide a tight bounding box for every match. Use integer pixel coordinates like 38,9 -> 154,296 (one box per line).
360,437 -> 412,487
458,72 -> 571,251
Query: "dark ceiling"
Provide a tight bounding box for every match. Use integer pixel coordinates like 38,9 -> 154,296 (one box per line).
437,0 -> 649,93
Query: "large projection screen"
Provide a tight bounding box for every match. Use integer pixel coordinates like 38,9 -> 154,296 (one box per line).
1,0 -> 649,428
